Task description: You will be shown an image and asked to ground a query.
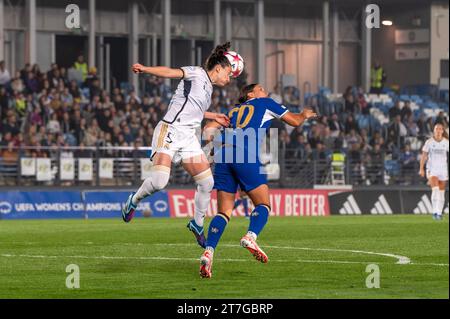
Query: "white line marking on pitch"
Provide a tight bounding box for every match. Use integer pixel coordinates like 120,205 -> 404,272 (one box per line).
0,253 -> 447,267
3,243 -> 447,267
154,243 -> 413,265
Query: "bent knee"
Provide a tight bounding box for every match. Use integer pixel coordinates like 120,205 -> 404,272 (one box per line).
151,165 -> 170,190
194,169 -> 214,192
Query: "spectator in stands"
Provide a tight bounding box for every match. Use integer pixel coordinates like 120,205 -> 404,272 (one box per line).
283,86 -> 299,106
400,101 -> 412,121
29,105 -> 44,127
343,86 -> 357,113
279,130 -> 292,155
322,127 -> 335,150
416,113 -> 428,139
345,129 -> 362,147
0,60 -> 11,87
0,131 -> 12,148
348,143 -> 363,184
20,63 -> 32,82
389,100 -> 402,120
3,112 -> 20,136
290,134 -> 308,159
406,114 -> 418,136
46,113 -> 61,134
369,60 -> 386,94
11,71 -> 25,93
1,141 -> 18,163
126,90 -> 142,104
74,55 -> 88,82
307,125 -> 323,149
25,71 -> 39,93
328,113 -> 343,137
356,111 -> 372,132
367,143 -> 384,185
60,112 -> 73,135
269,83 -> 283,104
12,92 -> 27,117
356,87 -> 368,112
313,142 -> 327,160
388,115 -> 408,148
344,114 -> 359,134
0,85 -> 9,112
61,87 -> 74,105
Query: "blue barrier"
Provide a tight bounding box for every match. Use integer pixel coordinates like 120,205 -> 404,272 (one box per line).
0,191 -> 84,219
0,190 -> 170,220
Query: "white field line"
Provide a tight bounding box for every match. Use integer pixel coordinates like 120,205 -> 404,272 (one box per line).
1,243 -> 448,267
154,243 -> 413,265
0,253 -> 447,267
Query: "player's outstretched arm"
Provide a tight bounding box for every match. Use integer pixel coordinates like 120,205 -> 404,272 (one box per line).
281,108 -> 317,127
204,112 -> 230,127
132,63 -> 183,79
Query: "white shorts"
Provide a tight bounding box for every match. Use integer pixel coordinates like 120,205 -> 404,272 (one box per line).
427,169 -> 448,181
151,121 -> 204,163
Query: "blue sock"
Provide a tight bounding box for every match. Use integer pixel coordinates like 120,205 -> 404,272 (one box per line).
248,205 -> 270,236
233,199 -> 242,210
206,213 -> 229,250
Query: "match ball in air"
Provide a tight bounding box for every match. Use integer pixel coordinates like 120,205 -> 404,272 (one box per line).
225,51 -> 244,78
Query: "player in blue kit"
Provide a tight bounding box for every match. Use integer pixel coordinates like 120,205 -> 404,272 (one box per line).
199,83 -> 317,278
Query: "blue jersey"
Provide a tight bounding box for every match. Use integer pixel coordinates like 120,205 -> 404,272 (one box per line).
219,97 -> 288,161
213,97 -> 289,193
228,97 -> 288,131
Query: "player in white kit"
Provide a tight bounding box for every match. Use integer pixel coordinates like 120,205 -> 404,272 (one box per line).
122,42 -> 234,247
419,122 -> 449,220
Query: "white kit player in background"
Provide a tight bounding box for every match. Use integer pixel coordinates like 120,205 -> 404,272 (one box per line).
419,122 -> 449,220
121,42 -> 242,248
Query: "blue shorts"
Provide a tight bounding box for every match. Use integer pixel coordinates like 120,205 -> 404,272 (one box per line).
213,161 -> 268,194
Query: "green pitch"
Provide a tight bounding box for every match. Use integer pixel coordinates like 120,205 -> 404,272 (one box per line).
0,215 -> 448,299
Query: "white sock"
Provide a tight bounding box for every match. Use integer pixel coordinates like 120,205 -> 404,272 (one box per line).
431,187 -> 441,215
205,246 -> 214,253
193,169 -> 214,227
437,190 -> 446,216
247,231 -> 257,241
133,165 -> 170,205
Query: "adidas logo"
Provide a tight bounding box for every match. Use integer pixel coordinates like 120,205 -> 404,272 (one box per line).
211,227 -> 219,233
413,195 -> 433,214
339,195 -> 362,215
413,195 -> 450,215
370,195 -> 393,215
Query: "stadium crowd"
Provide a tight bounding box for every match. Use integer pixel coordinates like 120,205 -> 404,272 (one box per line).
0,59 -> 449,179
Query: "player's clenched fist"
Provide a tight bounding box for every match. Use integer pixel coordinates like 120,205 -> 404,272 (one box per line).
132,63 -> 145,73
301,108 -> 317,120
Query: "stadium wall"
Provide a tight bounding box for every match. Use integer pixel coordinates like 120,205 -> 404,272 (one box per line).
0,187 -> 447,220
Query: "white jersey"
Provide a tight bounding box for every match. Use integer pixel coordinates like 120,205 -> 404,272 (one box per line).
162,66 -> 213,128
422,137 -> 449,173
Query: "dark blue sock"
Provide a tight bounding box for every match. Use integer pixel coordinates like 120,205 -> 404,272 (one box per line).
206,213 -> 229,250
248,205 -> 270,236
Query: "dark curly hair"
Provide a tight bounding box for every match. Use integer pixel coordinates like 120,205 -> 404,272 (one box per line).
204,42 -> 232,71
238,83 -> 258,104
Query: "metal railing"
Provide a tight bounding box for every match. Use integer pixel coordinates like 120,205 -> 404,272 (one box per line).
0,145 -> 430,188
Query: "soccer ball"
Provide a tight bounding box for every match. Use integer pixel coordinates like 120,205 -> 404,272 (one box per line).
225,51 -> 244,78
